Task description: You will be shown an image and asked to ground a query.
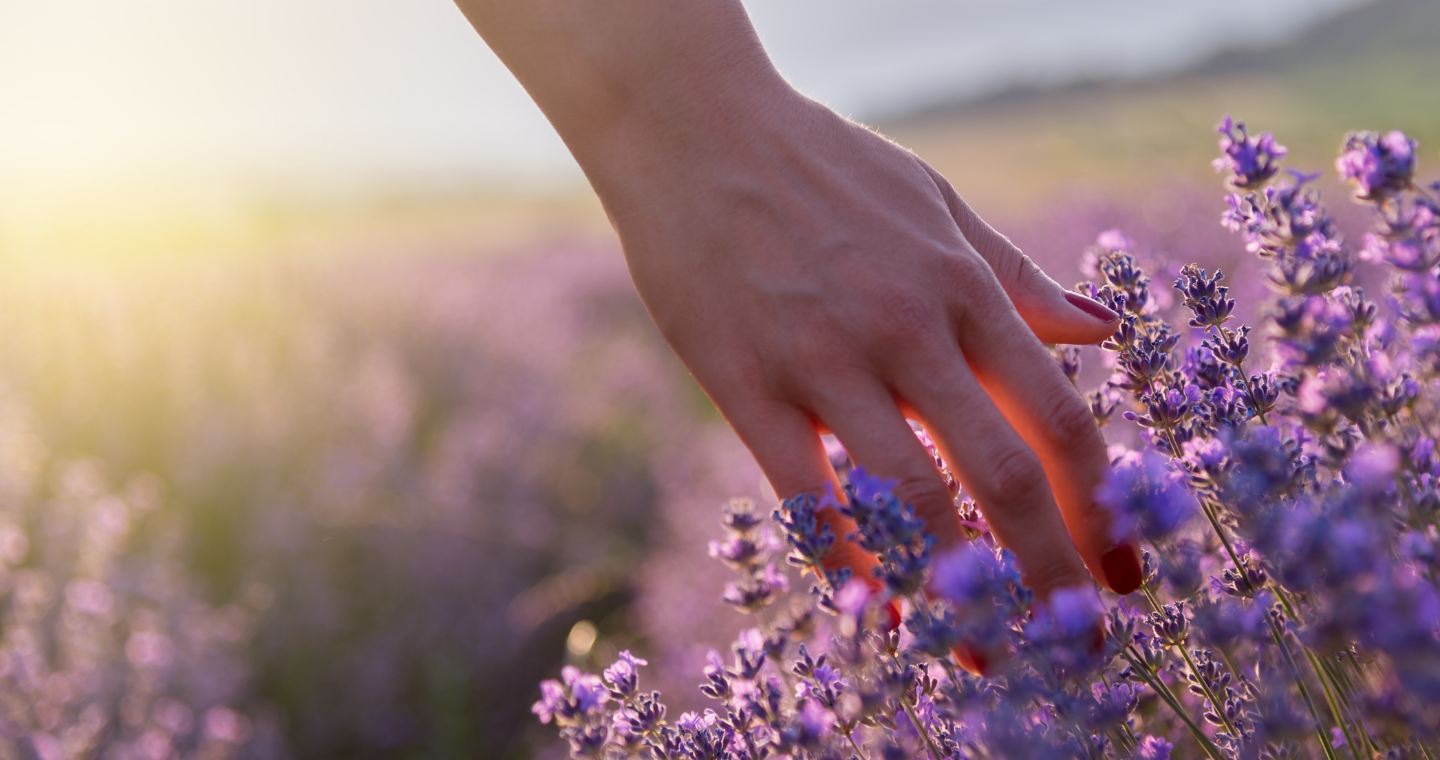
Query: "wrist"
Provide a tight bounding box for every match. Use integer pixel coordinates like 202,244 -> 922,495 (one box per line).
458,0 -> 814,218
573,45 -> 804,197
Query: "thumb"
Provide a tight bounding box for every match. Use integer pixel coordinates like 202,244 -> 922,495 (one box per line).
917,160 -> 1119,345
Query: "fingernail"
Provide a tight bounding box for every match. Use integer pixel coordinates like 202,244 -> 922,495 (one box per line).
954,642 -> 1007,678
1065,291 -> 1119,323
966,649 -> 990,677
1101,541 -> 1143,595
882,599 -> 902,632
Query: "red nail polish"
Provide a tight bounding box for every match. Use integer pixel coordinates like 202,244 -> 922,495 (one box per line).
883,599 -> 902,632
955,642 -> 1006,678
1065,291 -> 1119,323
968,650 -> 990,677
1101,542 -> 1143,595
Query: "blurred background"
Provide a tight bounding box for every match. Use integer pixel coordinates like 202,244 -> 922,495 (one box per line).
0,0 -> 1436,758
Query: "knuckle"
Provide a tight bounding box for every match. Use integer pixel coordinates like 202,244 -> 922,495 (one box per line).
948,269 -> 1007,329
1009,252 -> 1040,288
1040,393 -> 1104,456
785,328 -> 840,371
937,250 -> 991,295
980,445 -> 1048,507
867,284 -> 939,346
820,539 -> 876,577
1021,552 -> 1089,596
773,324 -> 859,393
800,365 -> 871,411
771,481 -> 835,513
713,349 -> 771,396
888,470 -> 953,523
900,356 -> 967,401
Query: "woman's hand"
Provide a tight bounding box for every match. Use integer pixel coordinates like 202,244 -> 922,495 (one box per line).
455,0 -> 1143,606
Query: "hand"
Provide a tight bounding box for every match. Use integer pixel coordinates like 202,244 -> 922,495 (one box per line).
454,0 -> 1143,648
592,86 -> 1140,604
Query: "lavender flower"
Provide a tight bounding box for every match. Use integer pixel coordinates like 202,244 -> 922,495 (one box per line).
1136,734 -> 1174,760
0,462 -> 261,759
603,651 -> 648,699
1336,130 -> 1418,200
1361,196 -> 1440,272
1096,450 -> 1199,541
534,119 -> 1440,760
1213,116 -> 1287,189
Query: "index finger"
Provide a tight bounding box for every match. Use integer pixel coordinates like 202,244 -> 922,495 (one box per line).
958,294 -> 1143,595
718,397 -> 884,589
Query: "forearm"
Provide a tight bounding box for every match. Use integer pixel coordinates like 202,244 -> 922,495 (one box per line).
452,0 -> 1137,609
452,0 -> 796,186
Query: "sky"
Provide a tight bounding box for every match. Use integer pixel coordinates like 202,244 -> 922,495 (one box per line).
0,0 -> 1369,199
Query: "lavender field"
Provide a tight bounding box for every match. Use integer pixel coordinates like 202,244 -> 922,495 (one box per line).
536,121 -> 1440,759
0,241 -> 775,758
0,144 -> 1415,759
2,2 -> 1438,756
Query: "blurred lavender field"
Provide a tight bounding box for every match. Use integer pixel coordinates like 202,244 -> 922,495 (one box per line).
0,170 -> 1384,759
0,244 -> 771,758
1,1 -> 1435,757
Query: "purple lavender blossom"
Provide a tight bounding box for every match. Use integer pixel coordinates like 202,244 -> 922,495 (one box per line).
1223,170 -> 1352,296
794,700 -> 835,745
1360,196 -> 1440,272
1096,228 -> 1135,253
1136,735 -> 1174,760
565,666 -> 610,714
840,466 -> 935,596
532,680 -> 566,725
532,119 -> 1440,760
602,651 -> 648,699
832,577 -> 872,619
1337,130 -> 1418,200
1096,450 -> 1198,541
1089,680 -> 1143,729
1213,116 -> 1287,189
930,542 -> 1022,608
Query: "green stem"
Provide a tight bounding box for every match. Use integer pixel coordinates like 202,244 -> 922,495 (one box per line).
1312,661 -> 1362,760
890,653 -> 943,760
1233,365 -> 1270,426
841,724 -> 868,760
1178,645 -> 1240,739
899,692 -> 942,760
1120,649 -> 1225,760
752,607 -> 797,691
1267,620 -> 1342,760
1199,499 -> 1248,587
1121,723 -> 1141,753
1140,584 -> 1163,614
1161,427 -> 1185,460
1108,727 -> 1135,756
1271,586 -> 1372,757
1159,396 -> 1350,760
1155,424 -> 1246,594
1214,643 -> 1247,687
1316,653 -> 1375,757
1100,673 -> 1140,753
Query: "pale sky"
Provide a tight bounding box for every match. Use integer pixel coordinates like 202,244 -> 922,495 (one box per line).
0,0 -> 1367,198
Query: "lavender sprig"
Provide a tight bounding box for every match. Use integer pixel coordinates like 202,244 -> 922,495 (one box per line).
533,118 -> 1440,760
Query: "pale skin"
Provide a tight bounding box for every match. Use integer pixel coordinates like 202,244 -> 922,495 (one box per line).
453,0 -> 1144,665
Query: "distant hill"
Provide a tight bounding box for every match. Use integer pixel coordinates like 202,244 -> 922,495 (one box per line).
1193,0 -> 1440,76
897,0 -> 1440,122
877,0 -> 1440,215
